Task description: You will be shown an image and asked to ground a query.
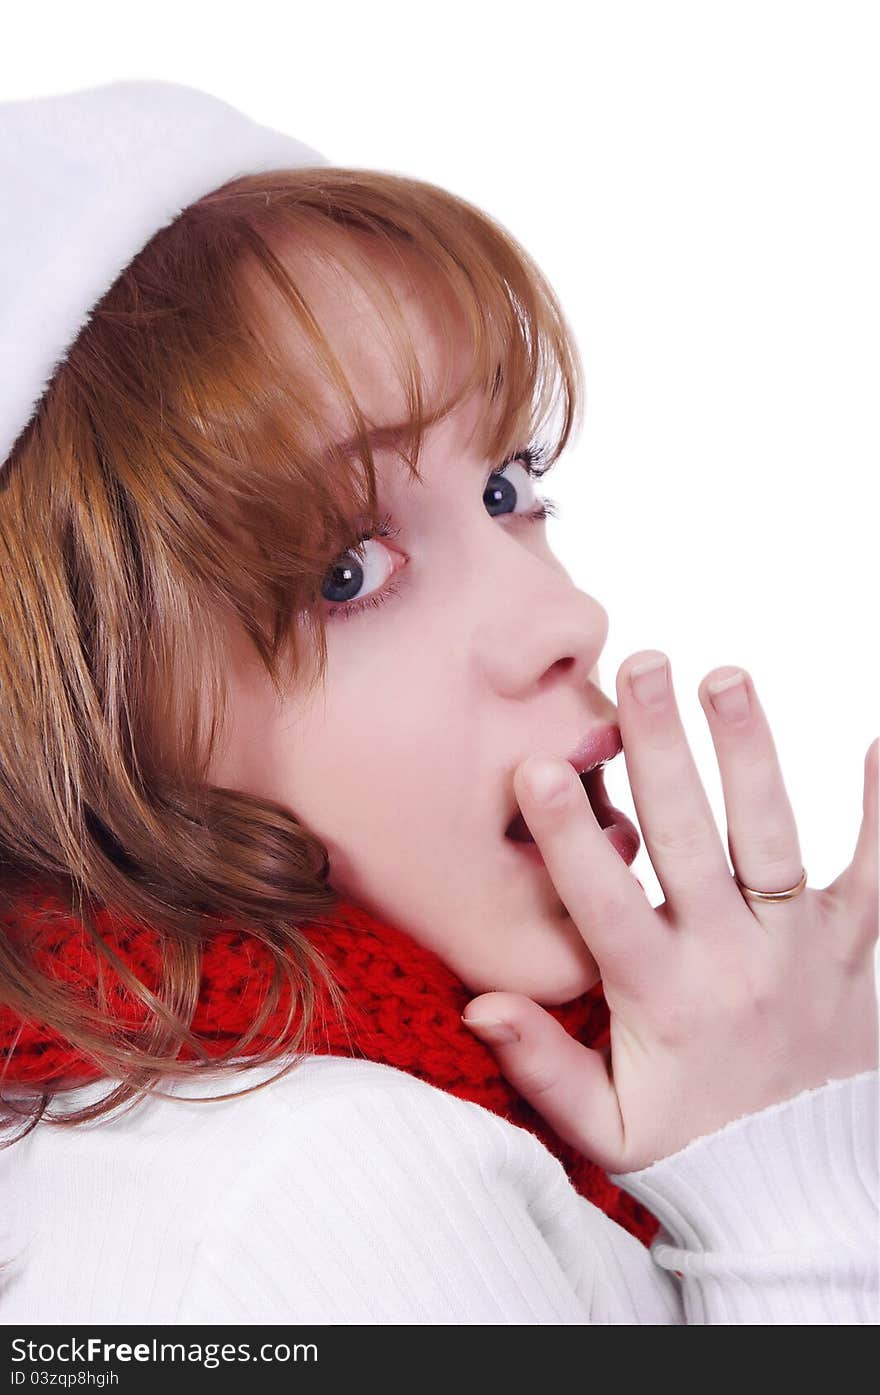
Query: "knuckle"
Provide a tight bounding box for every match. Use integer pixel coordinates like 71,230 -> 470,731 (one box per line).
741,972 -> 776,1016
830,939 -> 869,976
514,1061 -> 562,1099
757,825 -> 797,865
717,964 -> 776,1025
649,955 -> 778,1049
832,918 -> 878,970
651,815 -> 713,860
581,893 -> 631,939
652,997 -> 704,1047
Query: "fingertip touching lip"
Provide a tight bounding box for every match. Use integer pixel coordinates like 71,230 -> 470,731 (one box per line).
565,722 -> 623,777
503,722 -> 624,837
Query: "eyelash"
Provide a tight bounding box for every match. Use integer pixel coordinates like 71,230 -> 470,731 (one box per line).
324,444 -> 560,623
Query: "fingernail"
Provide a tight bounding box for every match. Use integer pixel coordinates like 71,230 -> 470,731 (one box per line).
461,1015 -> 520,1044
630,655 -> 669,707
707,670 -> 750,723
522,755 -> 570,805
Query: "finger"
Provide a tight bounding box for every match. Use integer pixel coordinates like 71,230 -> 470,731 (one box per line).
513,754 -> 662,998
697,666 -> 805,906
616,652 -> 740,918
461,991 -> 624,1169
822,737 -> 879,942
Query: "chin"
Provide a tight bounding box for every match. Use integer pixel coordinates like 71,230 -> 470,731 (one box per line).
526,924 -> 603,1006
528,966 -> 602,1007
463,936 -> 602,1007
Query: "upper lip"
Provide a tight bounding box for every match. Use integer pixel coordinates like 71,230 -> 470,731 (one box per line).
503,722 -> 623,833
565,722 -> 623,777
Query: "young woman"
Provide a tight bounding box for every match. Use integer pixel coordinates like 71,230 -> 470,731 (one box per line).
0,80 -> 876,1326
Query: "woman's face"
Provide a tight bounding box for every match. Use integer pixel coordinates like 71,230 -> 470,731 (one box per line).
210,238 -> 630,1005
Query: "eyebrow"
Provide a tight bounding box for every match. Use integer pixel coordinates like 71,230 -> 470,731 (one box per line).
322,422 -> 420,463
322,419 -> 509,471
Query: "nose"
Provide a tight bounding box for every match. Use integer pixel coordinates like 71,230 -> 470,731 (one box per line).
470,546 -> 609,699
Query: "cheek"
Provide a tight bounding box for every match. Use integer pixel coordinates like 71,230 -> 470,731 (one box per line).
339,660 -> 456,806
295,675 -> 448,862
330,768 -> 475,935
316,761 -> 433,913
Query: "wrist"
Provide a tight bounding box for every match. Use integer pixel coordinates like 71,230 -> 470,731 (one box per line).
609,1069 -> 879,1258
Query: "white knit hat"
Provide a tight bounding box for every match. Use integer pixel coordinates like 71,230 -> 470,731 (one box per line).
0,79 -> 330,471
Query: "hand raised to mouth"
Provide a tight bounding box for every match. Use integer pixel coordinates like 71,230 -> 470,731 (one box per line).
464,651 -> 879,1175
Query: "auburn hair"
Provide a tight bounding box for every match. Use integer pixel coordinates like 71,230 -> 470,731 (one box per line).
0,165 -> 584,1140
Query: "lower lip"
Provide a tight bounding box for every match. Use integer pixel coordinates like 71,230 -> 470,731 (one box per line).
506,809 -> 641,869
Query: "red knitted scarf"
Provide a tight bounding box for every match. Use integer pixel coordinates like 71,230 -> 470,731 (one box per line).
0,882 -> 660,1247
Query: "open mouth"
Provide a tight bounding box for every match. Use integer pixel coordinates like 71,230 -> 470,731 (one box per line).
504,764 -> 641,867
505,767 -> 613,839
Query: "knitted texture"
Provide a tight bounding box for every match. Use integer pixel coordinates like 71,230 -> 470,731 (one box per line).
0,882 -> 660,1247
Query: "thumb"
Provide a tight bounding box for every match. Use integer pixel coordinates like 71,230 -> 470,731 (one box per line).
461,991 -> 624,1168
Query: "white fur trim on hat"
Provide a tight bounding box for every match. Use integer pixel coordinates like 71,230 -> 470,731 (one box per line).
0,79 -> 329,469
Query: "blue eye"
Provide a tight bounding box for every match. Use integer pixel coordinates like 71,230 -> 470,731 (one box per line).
484,451 -> 549,519
321,513 -> 402,612
322,446 -> 559,622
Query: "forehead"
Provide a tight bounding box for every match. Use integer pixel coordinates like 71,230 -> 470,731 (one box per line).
240,226 -> 480,449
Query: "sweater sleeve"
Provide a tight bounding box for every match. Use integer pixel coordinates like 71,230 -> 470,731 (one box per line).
609,1068 -> 879,1324
176,1065 -> 878,1325
176,1069 -> 682,1325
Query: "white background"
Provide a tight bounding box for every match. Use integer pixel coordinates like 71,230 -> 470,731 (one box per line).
3,0 -> 877,909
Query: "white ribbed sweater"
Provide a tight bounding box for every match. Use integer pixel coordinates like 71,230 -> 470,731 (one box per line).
0,1058 -> 877,1324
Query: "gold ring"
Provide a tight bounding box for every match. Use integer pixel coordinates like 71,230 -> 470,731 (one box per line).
734,867 -> 808,902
